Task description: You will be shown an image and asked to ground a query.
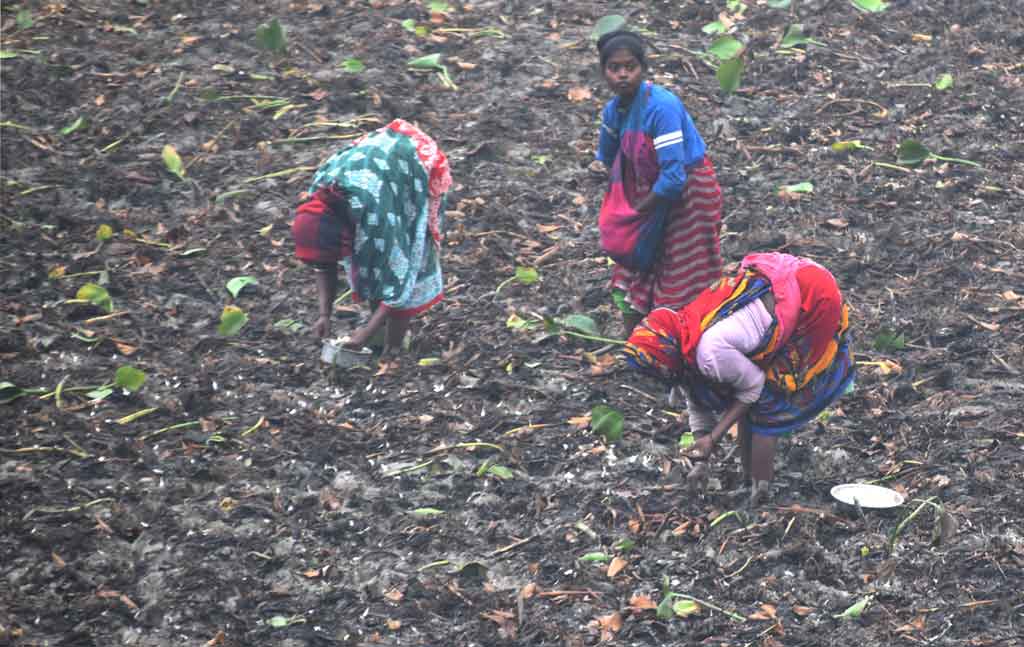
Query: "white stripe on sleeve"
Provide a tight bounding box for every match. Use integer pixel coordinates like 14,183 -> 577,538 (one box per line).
653,130 -> 684,148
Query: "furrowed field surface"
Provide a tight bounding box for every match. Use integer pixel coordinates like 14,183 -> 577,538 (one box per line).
2,1 -> 1023,645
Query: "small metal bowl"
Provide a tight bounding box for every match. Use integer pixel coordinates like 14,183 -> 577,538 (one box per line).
321,339 -> 373,368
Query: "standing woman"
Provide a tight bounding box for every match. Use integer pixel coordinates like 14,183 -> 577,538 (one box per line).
595,30 -> 723,335
623,253 -> 856,501
291,119 -> 452,349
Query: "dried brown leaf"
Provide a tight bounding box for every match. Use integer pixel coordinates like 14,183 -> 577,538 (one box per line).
607,556 -> 628,578
567,86 -> 592,102
629,594 -> 657,610
792,605 -> 814,616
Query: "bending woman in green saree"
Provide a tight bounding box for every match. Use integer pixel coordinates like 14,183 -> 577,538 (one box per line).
291,120 -> 452,349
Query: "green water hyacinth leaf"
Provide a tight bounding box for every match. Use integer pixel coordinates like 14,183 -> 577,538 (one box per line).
408,53 -> 442,70
656,595 -> 674,620
506,313 -> 536,330
934,73 -> 953,90
16,10 -> 34,29
591,404 -> 624,443
851,0 -> 888,12
717,56 -> 744,94
77,283 -> 113,313
485,465 -> 514,480
591,15 -> 626,40
678,432 -> 695,448
340,57 -> 365,73
115,366 -> 146,392
781,181 -> 814,193
225,276 -> 258,298
897,139 -> 929,166
673,599 -> 701,617
708,36 -> 743,61
834,595 -> 872,619
218,305 -> 248,336
579,552 -> 610,563
831,140 -> 870,153
96,224 -> 114,241
0,382 -> 26,404
162,144 -> 186,179
412,507 -> 445,517
779,24 -> 826,48
255,18 -> 286,53
897,138 -> 981,168
60,116 -> 86,136
702,21 -> 726,35
559,314 -> 599,336
515,266 -> 539,285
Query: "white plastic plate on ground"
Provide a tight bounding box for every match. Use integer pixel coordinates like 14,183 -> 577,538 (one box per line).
830,483 -> 905,509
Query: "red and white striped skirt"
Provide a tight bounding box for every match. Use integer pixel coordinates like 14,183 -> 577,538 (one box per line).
610,157 -> 723,313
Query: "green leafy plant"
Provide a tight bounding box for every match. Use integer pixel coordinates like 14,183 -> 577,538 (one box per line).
408,53 -> 457,90
218,305 -> 248,336
780,181 -> 814,193
225,276 -> 258,298
933,73 -> 953,90
255,18 -> 287,54
60,116 -> 86,136
494,266 -> 539,295
162,144 -> 186,180
579,552 -> 611,563
708,36 -> 743,61
831,140 -> 873,153
96,224 -> 114,241
115,366 -> 147,392
591,15 -> 626,40
897,139 -> 980,168
851,0 -> 888,12
75,283 -> 113,313
834,595 -> 873,619
477,464 -> 514,480
657,576 -> 745,622
340,57 -> 365,73
0,382 -> 21,404
274,319 -> 304,334
873,328 -> 906,352
717,57 -> 744,95
702,21 -> 727,35
779,24 -> 826,49
412,507 -> 445,517
506,312 -> 539,330
559,314 -> 600,337
678,432 -> 695,448
16,9 -> 34,29
590,404 -> 624,443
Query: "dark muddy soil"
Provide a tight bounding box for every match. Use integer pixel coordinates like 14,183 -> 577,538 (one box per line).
2,1 -> 1023,645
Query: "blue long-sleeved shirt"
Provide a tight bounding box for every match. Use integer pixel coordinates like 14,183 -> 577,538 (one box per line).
596,83 -> 707,200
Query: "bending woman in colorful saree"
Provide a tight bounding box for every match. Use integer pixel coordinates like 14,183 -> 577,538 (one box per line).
291,119 -> 452,349
595,30 -> 723,335
624,253 -> 855,502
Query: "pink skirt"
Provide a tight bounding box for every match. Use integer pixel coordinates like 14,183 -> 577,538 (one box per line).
611,157 -> 723,313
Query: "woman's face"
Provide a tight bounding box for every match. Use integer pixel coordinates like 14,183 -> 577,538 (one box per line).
603,48 -> 644,99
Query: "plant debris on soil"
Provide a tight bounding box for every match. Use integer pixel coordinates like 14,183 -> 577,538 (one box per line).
2,1 -> 1023,645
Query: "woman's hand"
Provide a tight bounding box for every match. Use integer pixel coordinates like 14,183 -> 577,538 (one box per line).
312,315 -> 332,339
684,433 -> 717,461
